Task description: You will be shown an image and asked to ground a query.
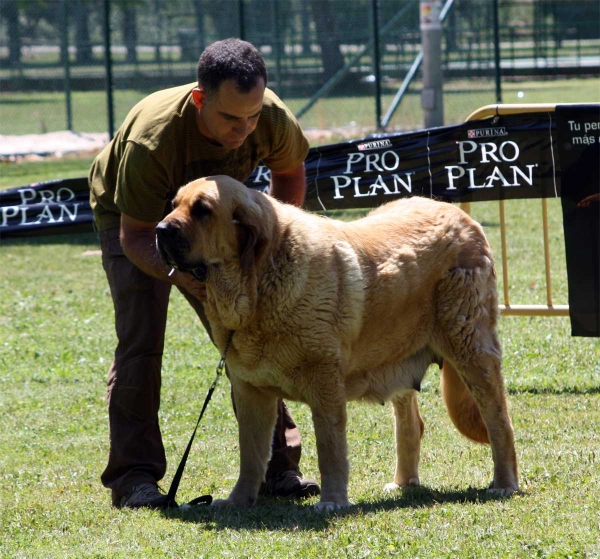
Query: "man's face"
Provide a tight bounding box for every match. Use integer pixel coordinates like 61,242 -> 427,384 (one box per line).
193,78 -> 265,150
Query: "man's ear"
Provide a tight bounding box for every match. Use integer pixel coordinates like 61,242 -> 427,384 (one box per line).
192,88 -> 205,110
233,202 -> 267,272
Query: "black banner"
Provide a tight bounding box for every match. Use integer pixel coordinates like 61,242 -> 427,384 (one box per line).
0,177 -> 95,238
251,113 -> 560,211
557,104 -> 600,337
1,112 -> 560,239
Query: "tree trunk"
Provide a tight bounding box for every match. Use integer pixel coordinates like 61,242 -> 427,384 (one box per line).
203,1 -> 235,40
308,0 -> 345,82
74,0 -> 93,65
2,0 -> 21,67
122,5 -> 138,64
192,0 -> 206,54
301,1 -> 311,55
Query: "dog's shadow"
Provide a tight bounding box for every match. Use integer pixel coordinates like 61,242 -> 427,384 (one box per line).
161,485 -> 521,531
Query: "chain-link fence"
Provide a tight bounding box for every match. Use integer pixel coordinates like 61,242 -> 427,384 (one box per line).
1,0 -> 599,138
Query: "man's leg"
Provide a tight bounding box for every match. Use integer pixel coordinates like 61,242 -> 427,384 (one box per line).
259,399 -> 319,498
100,228 -> 171,507
265,400 -> 301,475
178,288 -> 319,499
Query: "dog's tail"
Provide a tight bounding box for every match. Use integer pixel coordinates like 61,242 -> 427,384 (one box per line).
440,360 -> 489,444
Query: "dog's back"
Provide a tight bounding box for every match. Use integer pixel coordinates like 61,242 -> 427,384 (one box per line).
326,197 -> 496,371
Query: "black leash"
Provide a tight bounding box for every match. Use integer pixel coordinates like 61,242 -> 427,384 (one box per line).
166,330 -> 234,508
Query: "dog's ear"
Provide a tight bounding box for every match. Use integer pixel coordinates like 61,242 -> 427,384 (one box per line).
233,201 -> 268,271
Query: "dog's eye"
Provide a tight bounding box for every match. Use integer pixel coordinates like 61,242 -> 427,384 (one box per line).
192,200 -> 212,220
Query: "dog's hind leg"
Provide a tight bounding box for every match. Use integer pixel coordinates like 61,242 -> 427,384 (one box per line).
439,331 -> 519,494
384,389 -> 424,492
435,267 -> 519,495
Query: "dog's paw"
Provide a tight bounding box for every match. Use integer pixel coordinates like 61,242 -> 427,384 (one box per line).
211,495 -> 257,508
313,500 -> 349,512
487,481 -> 519,497
384,477 -> 420,492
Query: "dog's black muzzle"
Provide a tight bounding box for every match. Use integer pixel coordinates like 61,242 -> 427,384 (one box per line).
155,221 -> 208,282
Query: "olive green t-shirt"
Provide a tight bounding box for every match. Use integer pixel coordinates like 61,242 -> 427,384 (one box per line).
88,83 -> 309,231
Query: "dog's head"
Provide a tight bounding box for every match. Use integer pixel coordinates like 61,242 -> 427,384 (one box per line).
156,175 -> 269,282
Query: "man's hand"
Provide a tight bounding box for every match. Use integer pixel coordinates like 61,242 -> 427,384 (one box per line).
169,268 -> 207,301
577,193 -> 600,208
120,213 -> 206,301
270,163 -> 306,208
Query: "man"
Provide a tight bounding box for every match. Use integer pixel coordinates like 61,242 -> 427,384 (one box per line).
89,38 -> 319,509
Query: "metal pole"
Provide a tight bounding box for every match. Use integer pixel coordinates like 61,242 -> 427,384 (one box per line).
372,0 -> 382,129
271,0 -> 282,94
61,0 -> 72,131
420,0 -> 444,128
381,0 -> 455,130
492,0 -> 502,103
239,0 -> 245,41
103,0 -> 115,140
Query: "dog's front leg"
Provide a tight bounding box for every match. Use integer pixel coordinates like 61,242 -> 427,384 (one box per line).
212,379 -> 277,508
311,401 -> 350,511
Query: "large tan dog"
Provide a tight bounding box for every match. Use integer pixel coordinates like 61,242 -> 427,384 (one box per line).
156,175 -> 519,511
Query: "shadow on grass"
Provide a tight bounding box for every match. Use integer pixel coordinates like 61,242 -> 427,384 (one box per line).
508,386 -> 600,395
160,485 -> 519,532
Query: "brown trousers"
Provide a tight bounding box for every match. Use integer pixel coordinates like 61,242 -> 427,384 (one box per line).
99,227 -> 302,502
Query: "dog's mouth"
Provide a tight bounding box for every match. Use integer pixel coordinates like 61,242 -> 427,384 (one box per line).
156,221 -> 208,282
182,262 -> 208,282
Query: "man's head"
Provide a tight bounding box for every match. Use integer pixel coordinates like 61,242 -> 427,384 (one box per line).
193,39 -> 268,150
196,38 -> 267,97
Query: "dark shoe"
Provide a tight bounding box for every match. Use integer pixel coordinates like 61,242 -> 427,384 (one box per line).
115,483 -> 174,509
260,470 -> 320,499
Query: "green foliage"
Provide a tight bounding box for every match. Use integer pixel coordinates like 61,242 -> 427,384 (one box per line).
0,159 -> 599,557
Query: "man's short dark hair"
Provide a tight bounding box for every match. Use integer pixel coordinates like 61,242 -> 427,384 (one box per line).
197,38 -> 268,97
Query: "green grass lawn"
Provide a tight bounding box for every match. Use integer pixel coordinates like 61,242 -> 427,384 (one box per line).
1,77 -> 598,136
0,159 -> 599,557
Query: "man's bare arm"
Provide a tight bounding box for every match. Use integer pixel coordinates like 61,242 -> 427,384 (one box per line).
269,163 -> 306,208
120,213 -> 206,301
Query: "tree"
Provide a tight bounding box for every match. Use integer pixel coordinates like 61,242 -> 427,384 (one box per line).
202,0 -> 236,40
120,2 -> 138,64
308,0 -> 345,82
0,0 -> 22,66
74,0 -> 93,65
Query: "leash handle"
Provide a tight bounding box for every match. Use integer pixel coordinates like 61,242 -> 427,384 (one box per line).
166,330 -> 233,507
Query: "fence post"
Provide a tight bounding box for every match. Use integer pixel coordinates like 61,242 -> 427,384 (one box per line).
372,0 -> 382,130
493,0 -> 502,103
103,0 -> 115,140
420,0 -> 444,128
239,0 -> 245,41
271,0 -> 282,94
61,0 -> 72,131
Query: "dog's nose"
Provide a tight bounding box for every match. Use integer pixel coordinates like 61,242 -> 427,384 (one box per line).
156,221 -> 184,265
156,220 -> 178,240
